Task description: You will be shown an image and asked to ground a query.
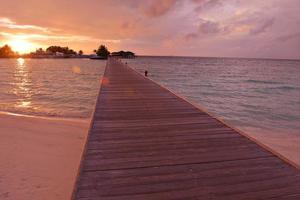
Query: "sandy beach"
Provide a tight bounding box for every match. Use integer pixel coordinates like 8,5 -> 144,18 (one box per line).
0,112 -> 89,200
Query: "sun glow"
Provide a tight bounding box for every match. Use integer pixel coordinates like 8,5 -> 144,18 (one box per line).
17,58 -> 25,66
8,38 -> 36,54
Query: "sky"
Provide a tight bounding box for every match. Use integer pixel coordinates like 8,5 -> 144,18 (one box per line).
0,0 -> 299,59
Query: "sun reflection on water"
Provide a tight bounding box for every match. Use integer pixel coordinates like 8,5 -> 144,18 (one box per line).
13,58 -> 33,109
17,57 -> 25,66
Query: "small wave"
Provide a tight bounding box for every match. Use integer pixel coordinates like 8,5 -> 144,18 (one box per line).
269,113 -> 300,121
273,86 -> 299,91
256,86 -> 299,93
246,79 -> 282,84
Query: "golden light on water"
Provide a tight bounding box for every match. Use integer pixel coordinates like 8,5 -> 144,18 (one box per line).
17,57 -> 25,66
13,58 -> 33,108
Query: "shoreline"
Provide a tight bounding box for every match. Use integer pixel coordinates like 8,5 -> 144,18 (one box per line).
0,112 -> 90,200
0,110 -> 90,123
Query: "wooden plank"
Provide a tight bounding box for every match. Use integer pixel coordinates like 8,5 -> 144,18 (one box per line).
72,58 -> 300,200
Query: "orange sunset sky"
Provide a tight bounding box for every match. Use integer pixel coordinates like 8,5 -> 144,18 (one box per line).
0,0 -> 299,59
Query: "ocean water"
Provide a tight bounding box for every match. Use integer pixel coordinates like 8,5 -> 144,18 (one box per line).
125,56 -> 300,135
0,58 -> 105,118
0,57 -> 299,136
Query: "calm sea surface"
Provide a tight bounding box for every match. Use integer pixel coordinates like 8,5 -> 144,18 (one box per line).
0,57 -> 299,135
0,58 -> 105,118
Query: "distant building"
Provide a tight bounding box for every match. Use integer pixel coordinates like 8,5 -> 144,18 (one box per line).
55,52 -> 65,57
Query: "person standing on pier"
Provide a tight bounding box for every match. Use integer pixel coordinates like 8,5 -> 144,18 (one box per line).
144,70 -> 148,77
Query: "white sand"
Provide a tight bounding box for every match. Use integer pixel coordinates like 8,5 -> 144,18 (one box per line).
0,113 -> 89,200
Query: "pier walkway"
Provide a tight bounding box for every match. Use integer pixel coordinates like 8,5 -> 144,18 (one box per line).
72,58 -> 300,200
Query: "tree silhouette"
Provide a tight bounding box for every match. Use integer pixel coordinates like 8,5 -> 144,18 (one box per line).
0,44 -> 15,58
78,50 -> 83,55
111,50 -> 135,58
46,46 -> 77,55
96,45 -> 110,59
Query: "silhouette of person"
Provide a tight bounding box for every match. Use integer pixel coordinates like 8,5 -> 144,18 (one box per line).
144,70 -> 148,77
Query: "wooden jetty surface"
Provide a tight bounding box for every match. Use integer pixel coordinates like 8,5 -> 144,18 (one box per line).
72,58 -> 300,200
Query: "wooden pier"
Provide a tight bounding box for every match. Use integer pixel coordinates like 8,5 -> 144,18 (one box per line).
72,58 -> 300,200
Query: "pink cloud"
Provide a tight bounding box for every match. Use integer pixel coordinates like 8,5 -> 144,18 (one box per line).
249,18 -> 275,35
276,32 -> 300,43
193,0 -> 223,12
140,0 -> 178,17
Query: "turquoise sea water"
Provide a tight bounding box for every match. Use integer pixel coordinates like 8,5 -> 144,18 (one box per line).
0,57 -> 299,135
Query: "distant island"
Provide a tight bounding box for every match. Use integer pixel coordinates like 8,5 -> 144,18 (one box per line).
111,51 -> 135,58
92,46 -> 136,59
0,44 -> 135,59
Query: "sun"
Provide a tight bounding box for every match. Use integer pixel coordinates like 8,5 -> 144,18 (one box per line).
8,39 -> 36,54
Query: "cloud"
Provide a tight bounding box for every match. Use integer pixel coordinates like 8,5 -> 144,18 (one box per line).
184,18 -> 230,40
0,32 -> 120,44
249,18 -> 275,35
194,11 -> 275,37
0,17 -> 49,32
276,32 -> 300,43
198,19 -> 224,34
184,33 -> 199,41
141,0 -> 178,17
192,0 -> 223,12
